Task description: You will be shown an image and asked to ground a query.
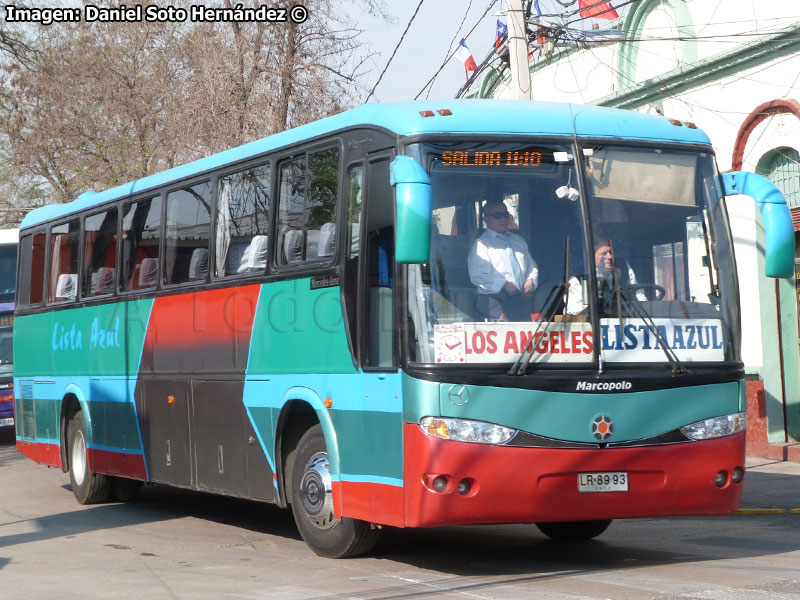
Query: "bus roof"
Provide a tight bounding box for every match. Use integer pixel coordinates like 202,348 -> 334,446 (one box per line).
20,100 -> 712,230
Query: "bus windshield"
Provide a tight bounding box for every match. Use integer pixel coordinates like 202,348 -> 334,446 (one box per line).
0,317 -> 11,376
0,243 -> 16,305
406,141 -> 738,367
0,241 -> 14,378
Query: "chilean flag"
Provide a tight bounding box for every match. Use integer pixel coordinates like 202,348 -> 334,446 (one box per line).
454,39 -> 478,73
578,0 -> 619,20
495,19 -> 507,50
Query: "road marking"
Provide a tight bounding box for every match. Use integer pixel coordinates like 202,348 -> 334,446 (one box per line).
790,508 -> 800,514
735,508 -> 786,514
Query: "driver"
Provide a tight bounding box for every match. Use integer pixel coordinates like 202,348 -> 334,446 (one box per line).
564,237 -> 646,315
467,199 -> 538,321
594,237 -> 638,293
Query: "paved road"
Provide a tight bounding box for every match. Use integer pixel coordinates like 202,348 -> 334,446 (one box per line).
1,426 -> 800,600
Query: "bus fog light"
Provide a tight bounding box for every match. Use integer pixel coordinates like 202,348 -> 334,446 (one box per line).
420,417 -> 516,445
432,476 -> 448,492
457,479 -> 471,495
731,467 -> 744,484
715,470 -> 728,488
680,412 -> 746,440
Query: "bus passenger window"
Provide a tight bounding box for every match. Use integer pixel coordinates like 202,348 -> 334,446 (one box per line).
82,208 -> 118,298
18,232 -> 46,306
121,196 -> 162,292
215,163 -> 271,277
48,219 -> 80,303
276,148 -> 339,265
307,149 -> 338,259
164,182 -> 211,286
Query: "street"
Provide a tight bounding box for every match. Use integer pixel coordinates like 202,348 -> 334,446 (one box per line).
1,426 -> 800,600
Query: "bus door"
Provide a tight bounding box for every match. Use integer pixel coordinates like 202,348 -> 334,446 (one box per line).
363,153 -> 396,370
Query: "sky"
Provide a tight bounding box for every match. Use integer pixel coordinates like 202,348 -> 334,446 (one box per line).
357,0 -> 625,104
358,1 -> 502,104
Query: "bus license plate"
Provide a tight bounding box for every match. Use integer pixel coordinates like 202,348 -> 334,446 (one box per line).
578,472 -> 628,493
0,417 -> 13,427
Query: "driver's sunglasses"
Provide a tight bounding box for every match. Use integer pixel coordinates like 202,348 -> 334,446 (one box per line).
487,211 -> 509,219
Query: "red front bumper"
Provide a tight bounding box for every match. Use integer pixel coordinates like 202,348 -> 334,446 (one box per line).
403,423 -> 745,527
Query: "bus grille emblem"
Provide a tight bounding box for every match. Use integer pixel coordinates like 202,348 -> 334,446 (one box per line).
592,415 -> 614,441
448,385 -> 469,406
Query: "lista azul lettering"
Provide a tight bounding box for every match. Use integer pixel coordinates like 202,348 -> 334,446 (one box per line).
600,324 -> 723,351
52,317 -> 121,352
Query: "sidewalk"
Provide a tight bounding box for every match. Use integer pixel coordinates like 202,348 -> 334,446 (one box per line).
741,455 -> 800,511
745,380 -> 800,462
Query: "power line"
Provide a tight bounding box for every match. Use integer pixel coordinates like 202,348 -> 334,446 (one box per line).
365,0 -> 427,103
426,0 -> 477,100
414,0 -> 500,100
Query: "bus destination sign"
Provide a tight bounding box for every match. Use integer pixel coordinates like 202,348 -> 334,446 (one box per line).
439,149 -> 544,167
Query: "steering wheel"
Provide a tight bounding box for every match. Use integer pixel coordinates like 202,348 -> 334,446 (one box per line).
619,283 -> 666,301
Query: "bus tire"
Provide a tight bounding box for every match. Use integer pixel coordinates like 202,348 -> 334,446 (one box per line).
67,411 -> 111,504
289,424 -> 379,558
535,519 -> 612,541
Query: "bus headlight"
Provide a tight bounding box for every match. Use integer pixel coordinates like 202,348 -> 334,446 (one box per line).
680,412 -> 746,440
420,417 -> 516,445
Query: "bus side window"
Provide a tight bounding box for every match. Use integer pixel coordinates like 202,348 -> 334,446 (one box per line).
121,196 -> 162,292
307,149 -> 338,259
364,158 -> 395,369
82,208 -> 118,298
164,182 -> 211,286
276,148 -> 339,265
215,163 -> 271,277
48,219 -> 80,303
18,232 -> 46,307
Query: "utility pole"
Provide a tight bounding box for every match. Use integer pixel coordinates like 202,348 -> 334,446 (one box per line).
506,0 -> 531,100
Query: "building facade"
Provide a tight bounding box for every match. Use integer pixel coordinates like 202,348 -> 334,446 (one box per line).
470,0 -> 800,443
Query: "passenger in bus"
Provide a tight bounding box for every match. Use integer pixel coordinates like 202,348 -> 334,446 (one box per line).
467,199 -> 538,321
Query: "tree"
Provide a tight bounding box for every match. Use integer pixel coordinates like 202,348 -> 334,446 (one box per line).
0,0 -> 385,218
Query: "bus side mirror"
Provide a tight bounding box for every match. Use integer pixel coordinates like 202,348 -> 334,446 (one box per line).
721,171 -> 794,278
390,156 -> 432,264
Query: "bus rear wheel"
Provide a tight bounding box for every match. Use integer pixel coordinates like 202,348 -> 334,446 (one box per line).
67,411 -> 112,504
535,519 -> 612,541
289,424 -> 379,558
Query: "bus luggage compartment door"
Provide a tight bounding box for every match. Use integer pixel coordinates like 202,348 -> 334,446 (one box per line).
139,379 -> 192,487
191,379 -> 250,497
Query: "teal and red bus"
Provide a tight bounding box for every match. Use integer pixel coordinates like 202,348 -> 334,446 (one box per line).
14,101 -> 793,557
0,229 -> 18,429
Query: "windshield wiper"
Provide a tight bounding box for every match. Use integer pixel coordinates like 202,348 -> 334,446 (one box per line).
507,283 -> 567,376
616,286 -> 687,374
508,237 -> 570,376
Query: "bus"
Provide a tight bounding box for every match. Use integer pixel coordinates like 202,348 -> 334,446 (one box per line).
14,101 -> 793,557
0,229 -> 18,429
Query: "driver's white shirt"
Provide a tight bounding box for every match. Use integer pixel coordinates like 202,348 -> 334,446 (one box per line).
467,229 -> 538,295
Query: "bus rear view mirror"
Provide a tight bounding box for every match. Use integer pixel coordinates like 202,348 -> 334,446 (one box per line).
721,171 -> 793,278
390,156 -> 432,264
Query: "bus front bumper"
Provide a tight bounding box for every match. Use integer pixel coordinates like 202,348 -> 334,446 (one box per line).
403,423 -> 745,527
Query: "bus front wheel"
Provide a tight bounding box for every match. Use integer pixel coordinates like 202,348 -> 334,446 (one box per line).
67,411 -> 112,504
289,424 -> 379,558
535,520 -> 612,541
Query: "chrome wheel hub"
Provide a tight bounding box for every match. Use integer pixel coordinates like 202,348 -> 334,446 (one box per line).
71,429 -> 87,486
298,452 -> 335,530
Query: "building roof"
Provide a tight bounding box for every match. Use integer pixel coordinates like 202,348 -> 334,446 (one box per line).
21,100 -> 712,229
